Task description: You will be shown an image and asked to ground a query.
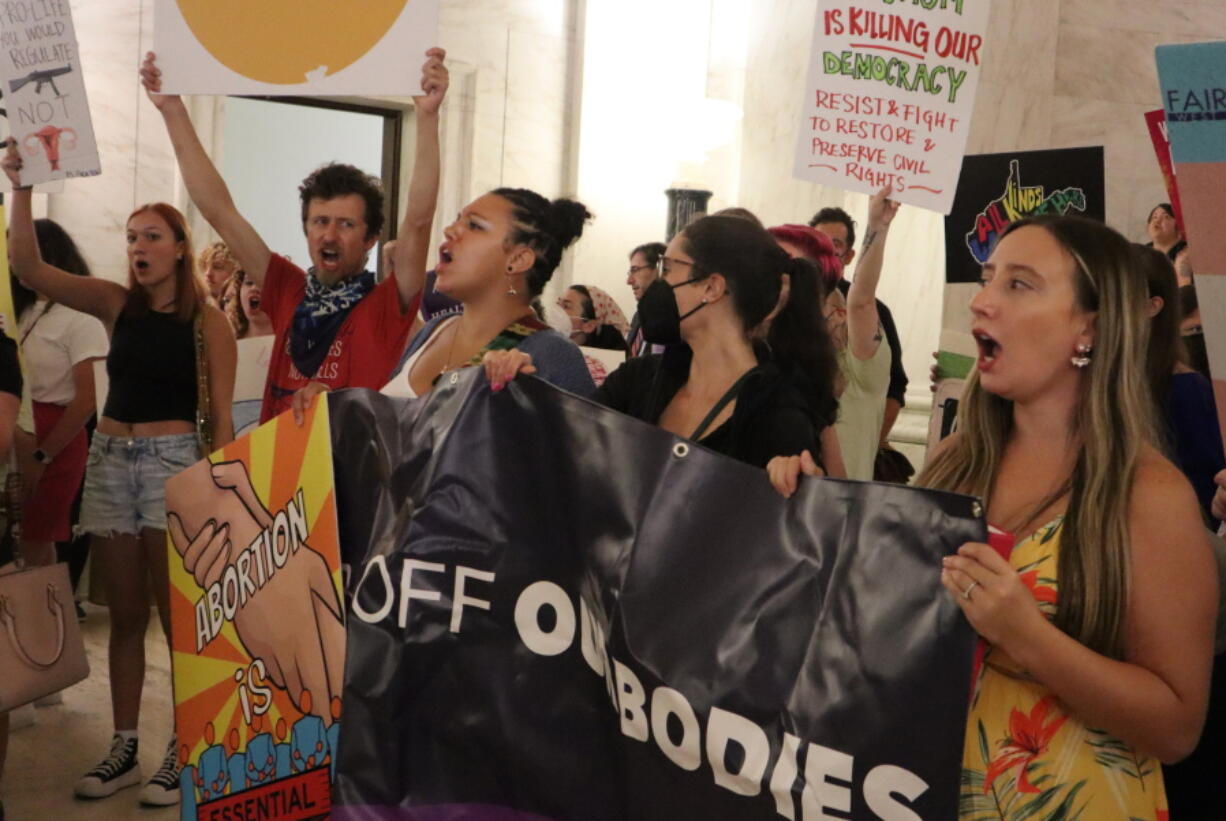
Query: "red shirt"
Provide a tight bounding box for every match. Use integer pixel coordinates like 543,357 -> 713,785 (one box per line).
259,254 -> 420,422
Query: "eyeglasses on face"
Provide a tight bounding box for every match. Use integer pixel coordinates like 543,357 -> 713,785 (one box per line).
657,256 -> 698,278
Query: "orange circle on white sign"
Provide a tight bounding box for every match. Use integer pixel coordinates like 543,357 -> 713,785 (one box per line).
175,0 -> 408,85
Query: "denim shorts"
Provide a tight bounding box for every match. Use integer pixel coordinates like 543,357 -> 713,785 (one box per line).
78,432 -> 202,536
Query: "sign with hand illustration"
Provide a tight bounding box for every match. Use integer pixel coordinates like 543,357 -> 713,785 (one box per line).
166,398 -> 343,820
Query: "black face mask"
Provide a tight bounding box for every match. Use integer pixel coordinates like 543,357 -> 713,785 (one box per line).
1184,331 -> 1210,378
638,276 -> 707,346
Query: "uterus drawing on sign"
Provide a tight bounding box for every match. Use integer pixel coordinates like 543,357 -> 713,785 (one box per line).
23,125 -> 76,170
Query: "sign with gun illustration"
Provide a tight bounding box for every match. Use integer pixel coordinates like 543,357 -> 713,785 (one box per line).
8,63 -> 72,95
0,2 -> 99,184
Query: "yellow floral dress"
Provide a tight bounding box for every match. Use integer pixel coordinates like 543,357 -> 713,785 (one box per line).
960,517 -> 1169,820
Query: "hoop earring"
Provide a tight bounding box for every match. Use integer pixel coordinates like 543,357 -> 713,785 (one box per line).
1071,344 -> 1092,368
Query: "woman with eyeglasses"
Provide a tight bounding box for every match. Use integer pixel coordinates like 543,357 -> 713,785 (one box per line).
485,213 -> 839,471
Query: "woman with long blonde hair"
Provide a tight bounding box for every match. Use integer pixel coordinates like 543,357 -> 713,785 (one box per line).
4,145 -> 237,808
921,215 -> 1215,818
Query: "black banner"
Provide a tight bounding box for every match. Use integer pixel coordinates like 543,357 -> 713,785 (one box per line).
328,372 -> 983,820
945,147 -> 1106,284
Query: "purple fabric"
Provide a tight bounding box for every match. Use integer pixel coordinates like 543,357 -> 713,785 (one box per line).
420,270 -> 463,322
333,804 -> 557,821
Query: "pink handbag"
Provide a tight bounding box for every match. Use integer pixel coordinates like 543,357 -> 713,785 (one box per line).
0,559 -> 89,711
0,460 -> 89,710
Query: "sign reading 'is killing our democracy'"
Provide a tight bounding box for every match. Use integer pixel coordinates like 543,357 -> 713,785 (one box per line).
794,0 -> 989,214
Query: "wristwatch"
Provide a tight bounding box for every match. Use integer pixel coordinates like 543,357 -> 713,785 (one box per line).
32,448 -> 52,465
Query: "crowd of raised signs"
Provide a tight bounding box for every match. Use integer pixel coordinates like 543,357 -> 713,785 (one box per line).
0,46 -> 1224,821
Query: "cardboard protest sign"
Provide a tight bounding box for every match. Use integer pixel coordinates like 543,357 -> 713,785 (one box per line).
232,335 -> 274,438
0,203 -> 34,428
580,345 -> 626,386
0,204 -> 14,336
329,374 -> 982,820
153,0 -> 440,96
1157,41 -> 1226,442
932,148 -> 1104,447
166,399 -> 343,821
0,0 -> 100,184
793,0 -> 989,214
1145,109 -> 1184,233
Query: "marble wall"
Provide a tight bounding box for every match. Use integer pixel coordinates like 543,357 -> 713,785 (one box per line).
568,0 -> 755,312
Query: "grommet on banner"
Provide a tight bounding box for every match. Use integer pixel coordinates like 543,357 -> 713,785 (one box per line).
672,443 -> 689,459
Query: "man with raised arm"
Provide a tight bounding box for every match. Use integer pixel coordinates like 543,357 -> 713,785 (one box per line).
140,49 -> 448,423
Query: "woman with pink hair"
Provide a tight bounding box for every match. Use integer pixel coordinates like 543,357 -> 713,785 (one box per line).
767,186 -> 900,491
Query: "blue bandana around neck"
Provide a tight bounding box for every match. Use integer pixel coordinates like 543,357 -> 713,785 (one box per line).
290,268 -> 377,379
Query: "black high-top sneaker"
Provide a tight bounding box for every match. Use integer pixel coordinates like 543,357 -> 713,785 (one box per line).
74,734 -> 141,798
140,736 -> 181,806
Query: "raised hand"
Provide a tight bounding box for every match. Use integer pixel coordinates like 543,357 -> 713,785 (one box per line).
866,185 -> 901,231
139,51 -> 179,110
414,47 -> 449,117
3,138 -> 26,188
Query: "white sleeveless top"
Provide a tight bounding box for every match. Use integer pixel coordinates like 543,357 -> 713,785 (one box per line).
381,316 -> 459,399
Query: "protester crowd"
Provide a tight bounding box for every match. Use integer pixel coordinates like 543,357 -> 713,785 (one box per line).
0,47 -> 1223,821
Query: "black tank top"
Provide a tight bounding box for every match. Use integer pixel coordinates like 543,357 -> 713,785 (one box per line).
102,310 -> 197,424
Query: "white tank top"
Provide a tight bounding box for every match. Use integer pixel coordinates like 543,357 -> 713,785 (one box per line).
381,316 -> 459,399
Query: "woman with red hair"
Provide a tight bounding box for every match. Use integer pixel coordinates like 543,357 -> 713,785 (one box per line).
766,186 -> 899,488
763,223 -> 848,479
4,144 -> 237,807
